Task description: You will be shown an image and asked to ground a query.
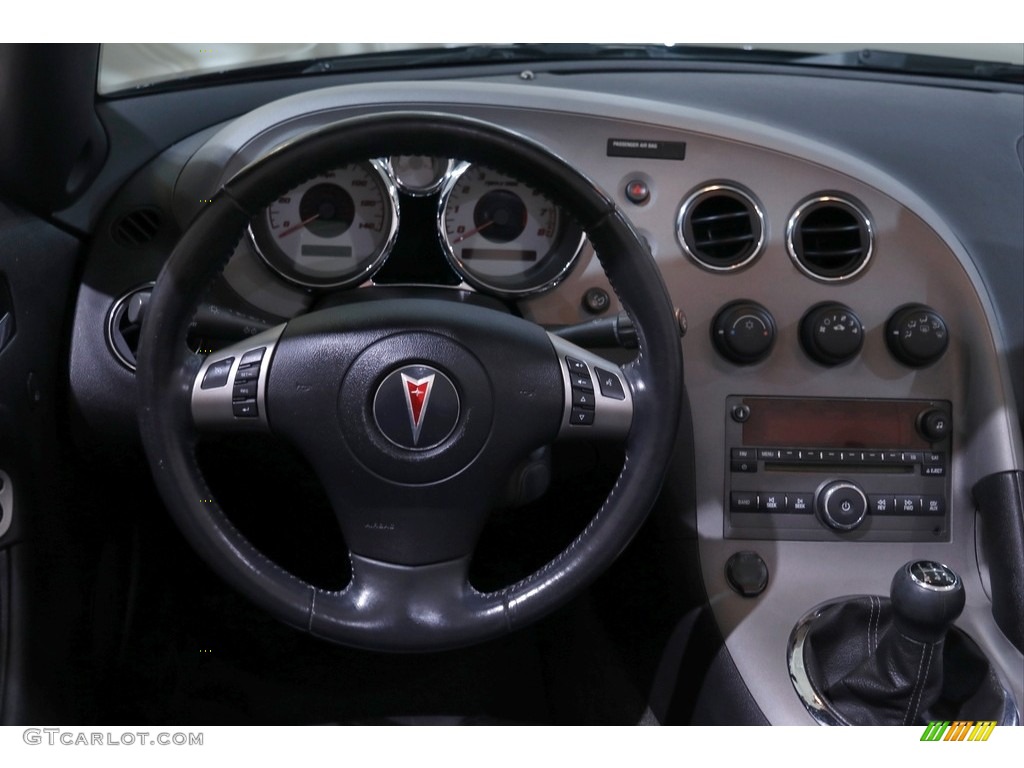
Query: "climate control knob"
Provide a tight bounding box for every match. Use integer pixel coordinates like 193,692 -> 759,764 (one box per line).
800,303 -> 864,365
712,301 -> 776,364
816,480 -> 868,531
886,304 -> 949,367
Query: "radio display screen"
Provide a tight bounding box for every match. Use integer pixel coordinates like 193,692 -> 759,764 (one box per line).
741,398 -> 931,449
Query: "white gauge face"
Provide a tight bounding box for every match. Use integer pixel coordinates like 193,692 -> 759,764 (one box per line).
438,164 -> 583,296
388,155 -> 453,196
250,161 -> 399,289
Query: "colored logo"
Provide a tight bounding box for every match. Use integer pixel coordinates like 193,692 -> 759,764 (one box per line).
400,372 -> 435,447
920,721 -> 996,741
372,365 -> 460,450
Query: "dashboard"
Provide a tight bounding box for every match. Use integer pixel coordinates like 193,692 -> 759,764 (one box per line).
60,77 -> 1024,724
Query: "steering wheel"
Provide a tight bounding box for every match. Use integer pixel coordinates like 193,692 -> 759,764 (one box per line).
137,112 -> 683,652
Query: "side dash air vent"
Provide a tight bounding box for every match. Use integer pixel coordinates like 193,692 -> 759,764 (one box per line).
787,196 -> 873,281
676,184 -> 765,271
111,208 -> 162,248
106,284 -> 153,371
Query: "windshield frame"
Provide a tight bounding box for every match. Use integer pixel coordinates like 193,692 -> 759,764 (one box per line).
97,43 -> 1024,96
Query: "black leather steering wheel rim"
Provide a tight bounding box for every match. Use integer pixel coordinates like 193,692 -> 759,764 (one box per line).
137,111 -> 683,651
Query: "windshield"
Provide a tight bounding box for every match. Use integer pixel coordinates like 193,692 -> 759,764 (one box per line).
98,44 -> 459,94
98,43 -> 1024,95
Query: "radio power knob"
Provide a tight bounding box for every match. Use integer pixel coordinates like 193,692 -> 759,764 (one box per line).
816,480 -> 868,531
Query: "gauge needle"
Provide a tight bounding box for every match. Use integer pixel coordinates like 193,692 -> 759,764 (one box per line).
451,219 -> 494,245
277,214 -> 320,238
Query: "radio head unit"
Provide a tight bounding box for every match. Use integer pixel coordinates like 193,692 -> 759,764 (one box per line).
725,396 -> 951,542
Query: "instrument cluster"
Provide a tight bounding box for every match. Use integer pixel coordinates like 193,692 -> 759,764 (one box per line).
244,155 -> 585,303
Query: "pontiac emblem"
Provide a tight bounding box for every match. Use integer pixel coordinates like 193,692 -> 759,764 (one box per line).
401,372 -> 435,447
373,365 -> 460,451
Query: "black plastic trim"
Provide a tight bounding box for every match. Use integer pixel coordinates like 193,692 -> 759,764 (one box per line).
973,470 -> 1024,653
0,45 -> 107,213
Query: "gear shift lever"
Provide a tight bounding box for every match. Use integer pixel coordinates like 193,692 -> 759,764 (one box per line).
891,560 -> 966,643
790,559 -> 1014,725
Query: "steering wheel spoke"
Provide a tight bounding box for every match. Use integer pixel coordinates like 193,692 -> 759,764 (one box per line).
310,554 -> 506,651
191,325 -> 285,432
548,333 -> 633,441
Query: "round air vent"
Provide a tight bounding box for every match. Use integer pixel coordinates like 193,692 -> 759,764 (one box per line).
106,284 -> 153,371
787,196 -> 873,281
676,184 -> 765,271
111,207 -> 162,248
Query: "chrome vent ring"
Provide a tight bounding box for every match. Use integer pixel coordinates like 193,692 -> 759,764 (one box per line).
676,183 -> 765,272
787,195 -> 873,281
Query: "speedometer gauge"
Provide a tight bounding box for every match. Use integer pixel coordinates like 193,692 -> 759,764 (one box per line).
249,161 -> 399,289
438,163 -> 585,297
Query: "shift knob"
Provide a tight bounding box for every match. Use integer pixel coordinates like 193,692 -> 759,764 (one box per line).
890,560 -> 966,643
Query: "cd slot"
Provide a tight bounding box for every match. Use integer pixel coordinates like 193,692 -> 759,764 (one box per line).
764,462 -> 914,474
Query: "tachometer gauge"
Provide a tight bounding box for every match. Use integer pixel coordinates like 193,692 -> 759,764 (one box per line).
438,163 -> 585,297
249,160 -> 399,289
388,155 -> 454,196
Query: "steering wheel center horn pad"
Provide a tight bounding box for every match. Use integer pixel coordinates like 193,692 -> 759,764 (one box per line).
138,111 -> 683,651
